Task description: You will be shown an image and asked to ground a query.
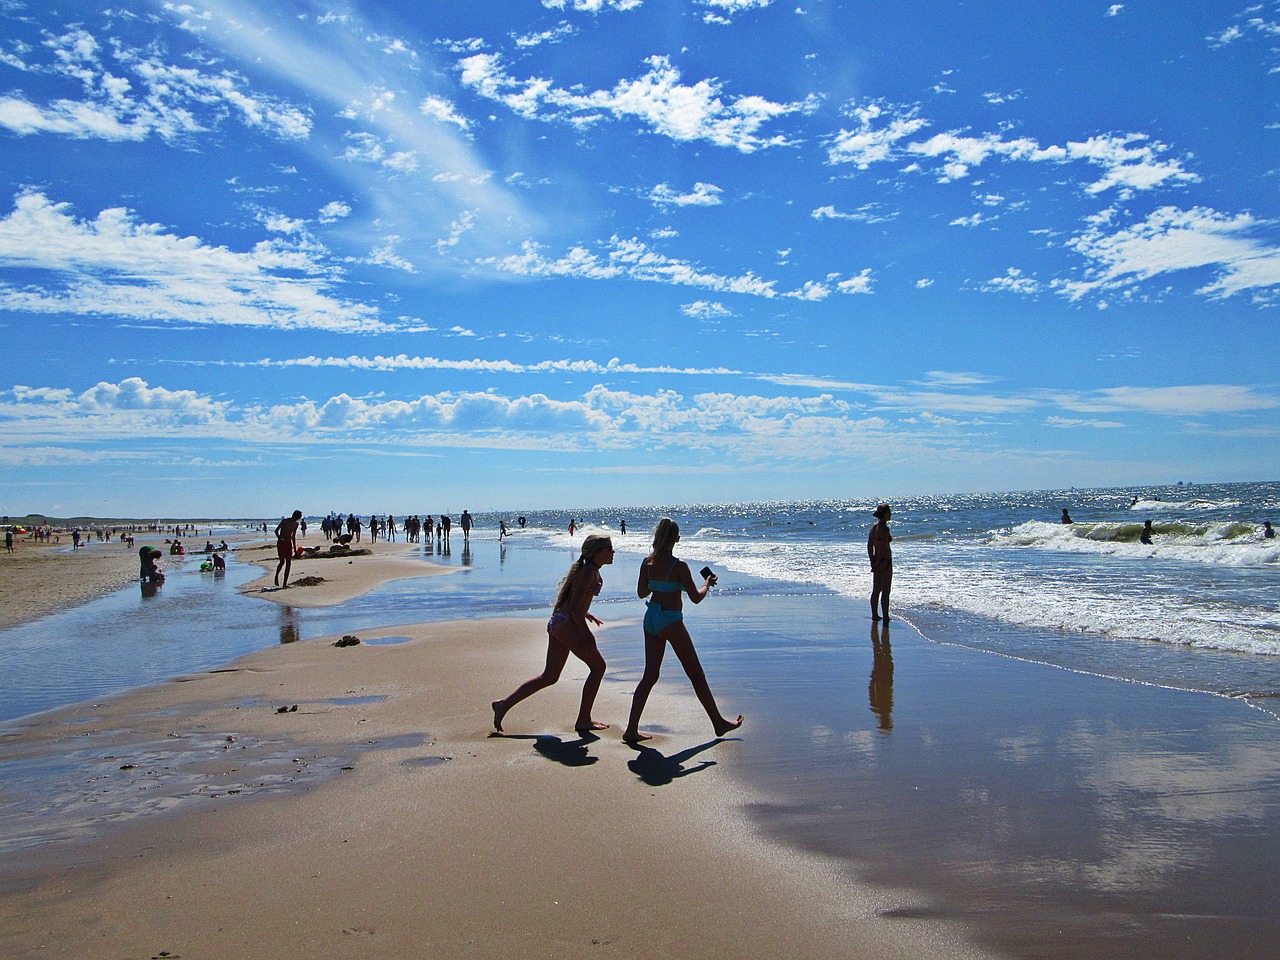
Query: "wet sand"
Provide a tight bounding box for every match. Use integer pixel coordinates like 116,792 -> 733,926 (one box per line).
0,544 -> 994,960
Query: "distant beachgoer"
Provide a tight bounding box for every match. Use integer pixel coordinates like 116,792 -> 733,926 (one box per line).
518,516 -> 527,529
72,529 -> 82,550
274,510 -> 303,588
4,529 -> 11,554
441,514 -> 451,544
492,533 -> 615,734
1140,520 -> 1154,545
460,510 -> 472,542
868,504 -> 893,622
568,518 -> 576,537
620,519 -> 627,535
499,519 -> 509,539
622,518 -> 742,744
212,552 -> 226,572
1264,521 -> 1275,540
1061,509 -> 1073,524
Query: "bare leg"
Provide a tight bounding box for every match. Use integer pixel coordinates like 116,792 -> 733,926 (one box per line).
622,631 -> 667,742
491,635 -> 570,733
665,623 -> 743,738
553,620 -> 609,732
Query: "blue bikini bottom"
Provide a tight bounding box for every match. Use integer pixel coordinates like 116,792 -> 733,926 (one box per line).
643,602 -> 684,635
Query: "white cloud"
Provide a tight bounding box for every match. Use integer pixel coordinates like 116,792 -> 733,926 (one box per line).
827,100 -> 1196,197
682,300 -> 733,319
1056,385 -> 1278,416
484,235 -> 788,297
1061,206 -> 1280,301
650,182 -> 724,207
1047,416 -> 1125,428
811,203 -> 897,224
420,95 -> 471,130
1106,5 -> 1124,17
319,201 -> 352,222
0,192 -> 388,332
837,268 -> 874,294
458,53 -> 811,153
982,267 -> 1041,295
826,99 -> 928,168
0,27 -> 311,142
436,210 -> 478,253
515,23 -> 577,48
699,0 -> 775,24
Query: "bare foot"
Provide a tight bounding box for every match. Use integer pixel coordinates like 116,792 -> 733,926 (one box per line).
575,720 -> 610,732
621,731 -> 653,744
872,615 -> 882,621
491,698 -> 508,733
713,715 -> 744,737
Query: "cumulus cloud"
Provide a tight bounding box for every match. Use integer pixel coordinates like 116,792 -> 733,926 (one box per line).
699,0 -> 776,24
0,192 -> 388,332
649,182 -> 724,207
458,53 -> 812,152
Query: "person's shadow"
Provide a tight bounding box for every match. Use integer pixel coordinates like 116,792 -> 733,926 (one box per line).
625,740 -> 725,787
495,732 -> 600,767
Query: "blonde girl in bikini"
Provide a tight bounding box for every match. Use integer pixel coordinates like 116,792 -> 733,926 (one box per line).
622,518 -> 743,744
492,534 -> 614,734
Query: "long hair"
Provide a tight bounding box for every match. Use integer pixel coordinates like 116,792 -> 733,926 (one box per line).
649,517 -> 679,558
552,533 -> 612,611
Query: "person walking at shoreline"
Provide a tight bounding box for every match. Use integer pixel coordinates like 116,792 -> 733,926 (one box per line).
274,510 -> 303,589
622,518 -> 743,744
492,533 -> 615,735
868,503 -> 893,622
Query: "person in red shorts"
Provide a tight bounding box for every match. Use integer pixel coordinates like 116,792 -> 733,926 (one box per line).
274,510 -> 303,588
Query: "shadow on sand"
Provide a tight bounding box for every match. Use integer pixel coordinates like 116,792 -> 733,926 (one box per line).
492,732 -> 601,767
626,739 -> 735,787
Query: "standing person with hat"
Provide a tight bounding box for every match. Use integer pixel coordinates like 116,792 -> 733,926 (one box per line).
868,504 -> 893,622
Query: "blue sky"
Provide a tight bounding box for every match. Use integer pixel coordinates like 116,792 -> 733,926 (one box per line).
0,0 -> 1276,518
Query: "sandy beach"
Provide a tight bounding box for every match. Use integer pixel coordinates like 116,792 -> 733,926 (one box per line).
0,538 -> 994,960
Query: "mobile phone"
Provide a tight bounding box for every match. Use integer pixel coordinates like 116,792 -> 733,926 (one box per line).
700,566 -> 715,581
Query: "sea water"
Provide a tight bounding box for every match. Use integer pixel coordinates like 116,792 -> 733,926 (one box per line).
508,480 -> 1280,708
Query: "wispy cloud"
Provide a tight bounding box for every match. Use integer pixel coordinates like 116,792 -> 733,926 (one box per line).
1060,206 -> 1280,301
0,192 -> 389,332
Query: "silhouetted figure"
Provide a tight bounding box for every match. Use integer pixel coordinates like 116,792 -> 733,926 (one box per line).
622,518 -> 742,744
868,503 -> 893,622
492,534 -> 615,735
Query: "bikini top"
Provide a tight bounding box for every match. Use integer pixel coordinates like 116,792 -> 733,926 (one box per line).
647,558 -> 681,594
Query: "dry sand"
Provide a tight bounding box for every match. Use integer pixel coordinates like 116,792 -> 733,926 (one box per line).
0,545 -> 996,960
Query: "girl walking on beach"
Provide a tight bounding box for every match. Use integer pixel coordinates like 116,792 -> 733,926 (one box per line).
622,518 -> 743,744
868,503 -> 892,621
492,534 -> 615,734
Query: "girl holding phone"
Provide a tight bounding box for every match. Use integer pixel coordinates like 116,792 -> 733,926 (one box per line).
622,518 -> 743,743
